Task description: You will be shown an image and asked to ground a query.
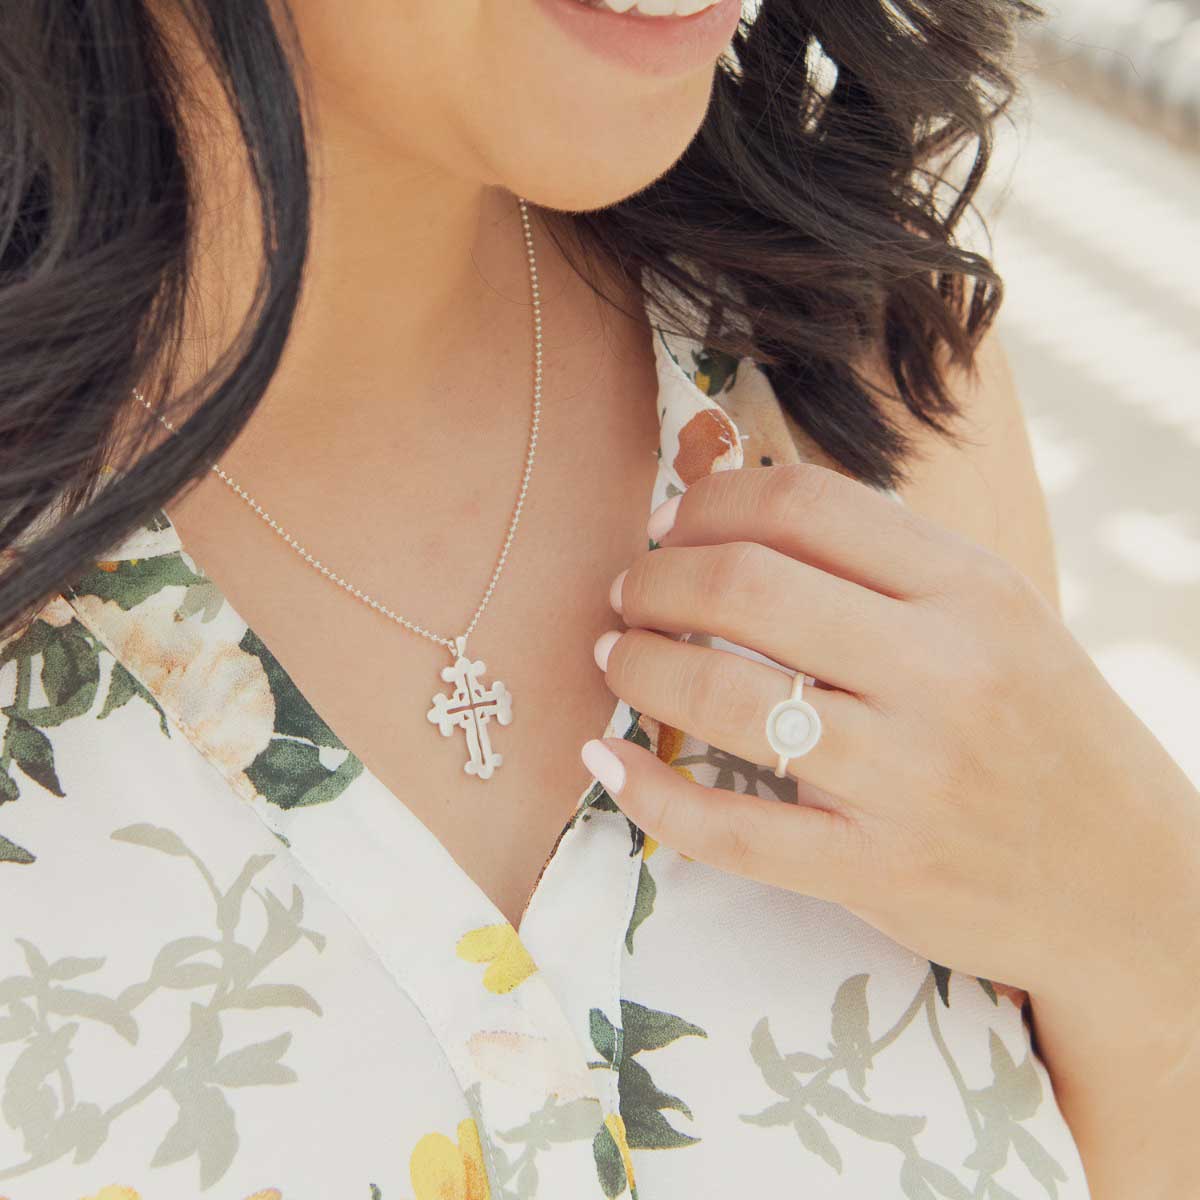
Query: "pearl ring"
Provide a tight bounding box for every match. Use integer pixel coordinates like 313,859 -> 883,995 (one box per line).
765,671 -> 822,778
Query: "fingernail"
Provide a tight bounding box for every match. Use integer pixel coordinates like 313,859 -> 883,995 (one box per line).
581,738 -> 625,796
609,569 -> 627,614
647,494 -> 681,543
593,630 -> 622,671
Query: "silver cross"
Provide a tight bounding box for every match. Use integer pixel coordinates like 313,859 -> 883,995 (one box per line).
426,636 -> 513,780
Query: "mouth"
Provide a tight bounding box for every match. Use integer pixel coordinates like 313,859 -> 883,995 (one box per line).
571,0 -> 725,14
533,0 -> 743,75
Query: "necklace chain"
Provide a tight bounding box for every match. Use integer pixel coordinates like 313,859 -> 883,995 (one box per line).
134,195 -> 542,659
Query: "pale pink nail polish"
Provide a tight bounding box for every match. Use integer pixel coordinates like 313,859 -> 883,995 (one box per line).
609,569 -> 627,613
581,739 -> 625,796
647,493 -> 681,543
593,630 -> 622,671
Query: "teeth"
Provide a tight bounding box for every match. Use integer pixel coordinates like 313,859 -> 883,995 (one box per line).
578,0 -> 722,15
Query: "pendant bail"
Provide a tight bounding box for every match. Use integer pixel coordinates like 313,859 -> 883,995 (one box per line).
451,634 -> 468,661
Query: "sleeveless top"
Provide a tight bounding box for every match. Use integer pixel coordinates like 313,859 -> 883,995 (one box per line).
0,282 -> 1090,1200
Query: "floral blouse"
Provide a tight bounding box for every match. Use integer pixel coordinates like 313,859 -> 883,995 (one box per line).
0,283 -> 1090,1200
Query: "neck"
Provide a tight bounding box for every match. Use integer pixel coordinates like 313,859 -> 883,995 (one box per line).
149,4 -> 608,444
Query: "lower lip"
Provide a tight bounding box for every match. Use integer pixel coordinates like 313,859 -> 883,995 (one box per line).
531,0 -> 744,77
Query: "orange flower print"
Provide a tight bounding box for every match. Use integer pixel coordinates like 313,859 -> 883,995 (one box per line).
646,720 -> 695,862
455,923 -> 537,993
993,981 -> 1029,1008
655,722 -> 695,783
672,408 -> 740,486
410,1117 -> 491,1200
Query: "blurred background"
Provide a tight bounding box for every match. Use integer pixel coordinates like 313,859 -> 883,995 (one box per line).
978,0 -> 1200,785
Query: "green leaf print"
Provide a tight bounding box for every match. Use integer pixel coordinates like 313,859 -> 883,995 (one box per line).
620,1058 -> 698,1149
620,1000 -> 705,1057
959,1028 -> 1067,1196
689,347 -> 739,397
245,737 -> 363,810
742,970 -> 1070,1197
930,961 -> 953,1007
589,999 -> 707,1152
97,661 -> 170,734
71,553 -> 207,611
2,716 -> 63,797
3,618 -> 101,728
829,974 -> 874,1098
112,822 -> 190,857
590,1008 -> 620,1067
0,825 -> 326,1186
0,834 -> 35,865
931,959 -> 1004,1010
624,860 -> 657,954
493,1095 -> 607,1200
238,628 -> 364,810
240,628 -> 346,748
592,1120 -> 631,1198
1,612 -> 168,862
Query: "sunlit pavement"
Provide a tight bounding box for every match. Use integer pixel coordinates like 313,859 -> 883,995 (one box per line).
977,69 -> 1200,784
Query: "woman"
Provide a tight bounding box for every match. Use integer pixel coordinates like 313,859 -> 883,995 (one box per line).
0,1 -> 1194,1197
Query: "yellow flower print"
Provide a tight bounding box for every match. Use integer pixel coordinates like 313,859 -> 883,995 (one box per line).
455,923 -> 537,993
410,1117 -> 491,1200
243,1191 -> 283,1200
605,1112 -> 636,1193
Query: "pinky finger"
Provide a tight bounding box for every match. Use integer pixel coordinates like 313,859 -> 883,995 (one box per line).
580,735 -> 862,906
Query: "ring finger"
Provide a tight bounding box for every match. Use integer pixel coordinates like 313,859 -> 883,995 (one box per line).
595,625 -> 880,799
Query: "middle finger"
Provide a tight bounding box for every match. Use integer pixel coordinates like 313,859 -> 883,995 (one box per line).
613,541 -> 915,699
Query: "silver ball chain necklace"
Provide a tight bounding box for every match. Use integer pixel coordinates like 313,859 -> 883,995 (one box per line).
134,194 -> 543,782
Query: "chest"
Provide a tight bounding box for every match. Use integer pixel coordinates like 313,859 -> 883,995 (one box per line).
163,327 -> 664,930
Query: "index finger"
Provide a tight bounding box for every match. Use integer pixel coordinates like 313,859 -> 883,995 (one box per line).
651,463 -> 980,601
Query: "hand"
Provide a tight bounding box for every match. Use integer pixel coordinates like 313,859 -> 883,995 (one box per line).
582,463 -> 1200,1012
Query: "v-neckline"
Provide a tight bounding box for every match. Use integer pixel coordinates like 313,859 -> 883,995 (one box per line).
63,307 -> 747,951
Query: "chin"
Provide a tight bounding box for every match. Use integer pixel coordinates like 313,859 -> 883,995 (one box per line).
490,67 -> 716,214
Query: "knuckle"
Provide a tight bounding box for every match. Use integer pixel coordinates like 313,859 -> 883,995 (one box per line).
976,548 -> 1033,609
620,553 -> 656,619
930,630 -> 1001,701
605,626 -> 648,691
881,820 -> 955,895
702,540 -> 773,612
762,462 -> 841,527
681,647 -> 758,732
633,774 -> 673,843
719,803 -> 760,876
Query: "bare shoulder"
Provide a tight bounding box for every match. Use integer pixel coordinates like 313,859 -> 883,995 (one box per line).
858,328 -> 1062,615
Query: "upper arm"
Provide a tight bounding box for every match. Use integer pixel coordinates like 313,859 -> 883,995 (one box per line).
861,328 -> 1063,615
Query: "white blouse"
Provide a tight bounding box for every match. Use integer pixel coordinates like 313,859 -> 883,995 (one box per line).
0,286 -> 1089,1199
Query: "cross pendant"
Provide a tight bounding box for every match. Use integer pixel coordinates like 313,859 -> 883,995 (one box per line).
426,636 -> 513,780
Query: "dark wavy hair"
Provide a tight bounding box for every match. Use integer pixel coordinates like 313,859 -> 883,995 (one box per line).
0,0 -> 1040,638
